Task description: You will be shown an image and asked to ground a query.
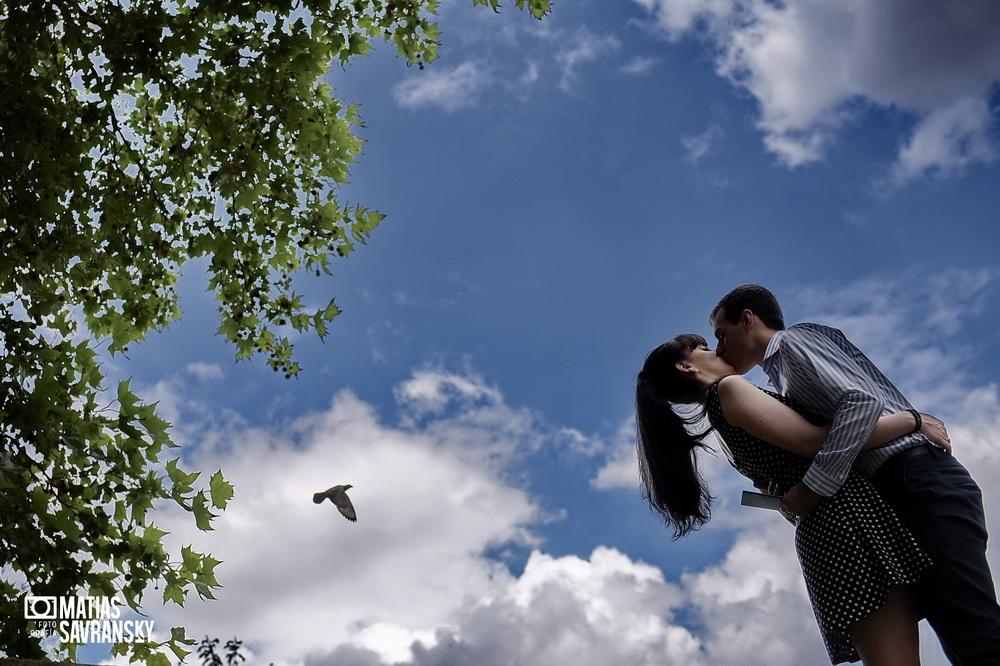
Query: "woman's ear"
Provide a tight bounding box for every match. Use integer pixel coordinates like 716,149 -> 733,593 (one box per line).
675,361 -> 694,375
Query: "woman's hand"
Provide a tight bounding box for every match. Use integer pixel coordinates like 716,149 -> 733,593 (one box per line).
754,480 -> 787,496
780,482 -> 822,518
920,412 -> 952,454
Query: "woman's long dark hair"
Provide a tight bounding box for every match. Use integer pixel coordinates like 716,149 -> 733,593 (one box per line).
636,334 -> 716,539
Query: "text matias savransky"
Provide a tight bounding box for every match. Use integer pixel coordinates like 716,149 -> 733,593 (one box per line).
24,595 -> 155,643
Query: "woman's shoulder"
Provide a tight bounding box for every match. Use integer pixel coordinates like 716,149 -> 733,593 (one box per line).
715,374 -> 756,400
714,376 -> 782,428
711,376 -> 753,425
718,376 -> 815,422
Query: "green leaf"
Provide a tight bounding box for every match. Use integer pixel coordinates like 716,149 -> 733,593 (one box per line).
166,458 -> 200,494
201,554 -> 222,586
181,544 -> 200,574
144,525 -> 170,544
167,626 -> 193,660
192,491 -> 217,531
148,653 -> 172,666
118,379 -> 139,413
209,470 -> 235,509
163,580 -> 186,606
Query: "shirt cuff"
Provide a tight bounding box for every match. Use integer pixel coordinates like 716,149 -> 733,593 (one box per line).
802,465 -> 842,498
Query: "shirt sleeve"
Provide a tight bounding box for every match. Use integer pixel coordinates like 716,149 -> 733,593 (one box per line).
777,328 -> 886,496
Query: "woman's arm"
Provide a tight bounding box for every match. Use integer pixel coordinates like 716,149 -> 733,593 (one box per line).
876,412 -> 951,453
716,376 -> 949,458
869,411 -> 950,452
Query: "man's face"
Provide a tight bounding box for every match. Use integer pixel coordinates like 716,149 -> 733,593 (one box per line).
711,311 -> 756,375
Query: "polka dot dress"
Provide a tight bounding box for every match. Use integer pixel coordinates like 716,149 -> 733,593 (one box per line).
707,382 -> 931,664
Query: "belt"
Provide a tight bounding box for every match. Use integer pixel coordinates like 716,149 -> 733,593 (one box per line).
891,444 -> 935,462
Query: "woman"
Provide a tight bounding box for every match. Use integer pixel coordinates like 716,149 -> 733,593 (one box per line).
636,334 -> 950,665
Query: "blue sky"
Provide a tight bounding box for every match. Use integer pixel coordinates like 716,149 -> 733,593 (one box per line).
77,1 -> 1000,664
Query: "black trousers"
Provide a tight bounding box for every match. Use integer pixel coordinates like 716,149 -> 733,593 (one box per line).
871,447 -> 1000,665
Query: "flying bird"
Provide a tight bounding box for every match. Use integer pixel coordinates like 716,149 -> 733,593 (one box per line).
312,484 -> 357,522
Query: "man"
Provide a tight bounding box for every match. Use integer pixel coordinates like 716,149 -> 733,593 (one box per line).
710,283 -> 1000,664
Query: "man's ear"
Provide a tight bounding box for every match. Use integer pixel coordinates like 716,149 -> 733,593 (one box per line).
740,309 -> 755,330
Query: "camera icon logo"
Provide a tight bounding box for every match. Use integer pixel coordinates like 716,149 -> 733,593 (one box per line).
24,596 -> 58,620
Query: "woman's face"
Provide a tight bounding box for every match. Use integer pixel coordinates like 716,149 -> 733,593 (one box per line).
685,343 -> 736,377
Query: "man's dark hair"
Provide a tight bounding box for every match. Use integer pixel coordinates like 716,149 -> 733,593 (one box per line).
710,284 -> 785,330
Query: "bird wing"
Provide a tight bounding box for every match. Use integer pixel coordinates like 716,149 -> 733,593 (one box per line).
335,492 -> 357,522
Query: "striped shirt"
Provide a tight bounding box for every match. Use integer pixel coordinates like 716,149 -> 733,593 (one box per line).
761,323 -> 929,496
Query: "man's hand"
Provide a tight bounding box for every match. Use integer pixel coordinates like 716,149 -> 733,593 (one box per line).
780,482 -> 823,518
920,412 -> 952,454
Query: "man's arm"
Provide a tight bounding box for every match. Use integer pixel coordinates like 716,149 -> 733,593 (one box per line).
719,376 -> 946,455
773,327 -> 886,513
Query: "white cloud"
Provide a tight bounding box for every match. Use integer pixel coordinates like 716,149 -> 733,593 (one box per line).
304,536 -> 822,666
590,418 -> 640,490
884,96 -> 997,189
394,62 -> 492,112
131,369 -> 541,664
390,368 -> 547,468
621,56 -> 657,76
390,17 -> 628,109
126,364 -> 825,666
681,523 -> 823,665
366,319 -> 411,365
111,270 -> 1000,665
634,0 -> 1000,184
503,61 -> 542,102
631,0 -> 737,39
682,122 -> 725,164
555,28 -> 622,94
305,458 -> 836,665
185,361 -> 224,382
590,446 -> 636,490
786,267 -> 998,409
518,60 -> 540,86
303,547 -> 701,666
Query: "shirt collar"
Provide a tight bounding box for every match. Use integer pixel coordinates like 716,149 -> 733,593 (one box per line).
763,329 -> 784,364
761,330 -> 784,387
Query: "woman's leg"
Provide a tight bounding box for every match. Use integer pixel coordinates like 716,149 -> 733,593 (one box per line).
848,584 -> 920,666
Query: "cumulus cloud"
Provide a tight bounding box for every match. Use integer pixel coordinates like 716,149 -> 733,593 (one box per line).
307,448 -> 839,666
884,96 -> 998,188
786,266 -> 998,409
590,418 -> 641,490
114,269 -> 999,665
128,364 -> 835,666
634,0 -> 1000,184
185,361 -> 224,382
555,27 -> 622,94
136,369 -> 542,664
390,20 -> 621,110
394,368 -> 503,416
394,62 -> 492,112
310,547 -> 702,666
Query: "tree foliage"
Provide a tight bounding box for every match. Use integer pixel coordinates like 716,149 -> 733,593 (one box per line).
0,0 -> 548,661
197,635 -> 247,666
